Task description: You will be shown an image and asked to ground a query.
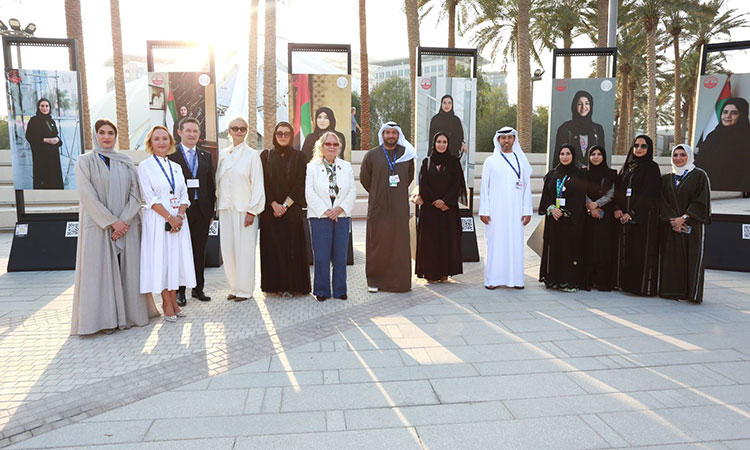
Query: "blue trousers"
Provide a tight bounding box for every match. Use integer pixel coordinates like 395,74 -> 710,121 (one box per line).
309,217 -> 350,298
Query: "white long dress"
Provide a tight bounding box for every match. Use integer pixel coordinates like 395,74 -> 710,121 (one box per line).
216,142 -> 266,298
138,155 -> 197,294
479,149 -> 533,287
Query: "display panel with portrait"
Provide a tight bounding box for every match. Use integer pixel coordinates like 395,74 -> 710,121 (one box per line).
692,73 -> 750,192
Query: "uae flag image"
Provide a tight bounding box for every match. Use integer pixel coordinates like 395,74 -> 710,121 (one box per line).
165,88 -> 177,133
291,74 -> 312,149
698,76 -> 732,146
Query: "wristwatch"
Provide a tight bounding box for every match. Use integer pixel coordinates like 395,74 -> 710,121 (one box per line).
282,201 -> 289,209
681,214 -> 689,221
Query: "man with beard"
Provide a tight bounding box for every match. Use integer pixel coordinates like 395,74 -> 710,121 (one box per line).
360,122 -> 416,292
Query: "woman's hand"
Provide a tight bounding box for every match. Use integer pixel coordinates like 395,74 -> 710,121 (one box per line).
244,213 -> 255,227
587,201 -> 599,212
271,201 -> 286,217
43,137 -> 60,145
614,209 -> 623,219
595,208 -> 605,220
325,206 -> 344,222
461,143 -> 468,153
551,208 -> 563,221
619,213 -> 632,224
410,194 -> 424,205
111,220 -> 129,240
432,199 -> 447,210
167,214 -> 183,232
669,216 -> 686,228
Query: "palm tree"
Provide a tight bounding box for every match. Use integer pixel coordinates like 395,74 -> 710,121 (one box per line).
405,0 -> 420,142
468,0 -> 541,151
359,0 -> 371,150
247,0 -> 259,147
417,0 -> 477,76
535,0 -> 588,78
634,0 -> 665,139
262,0 -> 277,149
614,2 -> 645,153
65,0 -> 93,150
109,0 -> 129,149
595,0 -> 609,77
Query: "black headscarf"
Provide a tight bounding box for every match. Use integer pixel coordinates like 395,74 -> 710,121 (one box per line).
620,134 -> 654,176
273,121 -> 294,157
424,132 -> 468,206
312,107 -> 337,135
428,95 -> 464,158
702,97 -> 750,148
554,144 -> 579,175
35,98 -> 52,117
586,145 -> 616,200
569,90 -> 595,135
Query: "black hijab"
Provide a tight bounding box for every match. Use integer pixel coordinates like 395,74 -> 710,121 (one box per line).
312,107 -> 338,135
569,90 -> 595,135
586,145 -> 616,200
425,132 -> 468,206
36,98 -> 52,117
273,121 -> 294,156
703,97 -> 750,146
620,134 -> 654,176
554,144 -> 579,176
429,95 -> 464,157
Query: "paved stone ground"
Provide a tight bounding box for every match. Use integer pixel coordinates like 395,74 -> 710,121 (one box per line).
1,208 -> 750,448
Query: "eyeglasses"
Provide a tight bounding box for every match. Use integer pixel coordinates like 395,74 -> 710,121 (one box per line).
324,142 -> 340,148
633,143 -> 648,149
275,131 -> 292,138
230,126 -> 247,132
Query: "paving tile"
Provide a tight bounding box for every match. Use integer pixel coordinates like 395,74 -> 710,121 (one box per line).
430,373 -> 586,403
207,370 -> 323,390
281,380 -> 439,412
7,420 -> 152,449
144,412 -> 325,440
267,350 -> 405,371
344,401 -> 512,430
415,416 -> 610,449
233,427 -> 423,450
566,365 -> 736,394
504,391 -> 668,418
338,363 -> 478,383
35,438 -> 237,450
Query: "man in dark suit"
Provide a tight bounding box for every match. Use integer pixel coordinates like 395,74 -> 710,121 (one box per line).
169,117 -> 216,305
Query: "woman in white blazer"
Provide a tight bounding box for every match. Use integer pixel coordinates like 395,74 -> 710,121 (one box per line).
305,131 -> 357,301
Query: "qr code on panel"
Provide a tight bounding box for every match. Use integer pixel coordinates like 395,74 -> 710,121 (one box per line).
461,217 -> 474,232
65,221 -> 79,238
742,224 -> 750,240
208,221 -> 219,236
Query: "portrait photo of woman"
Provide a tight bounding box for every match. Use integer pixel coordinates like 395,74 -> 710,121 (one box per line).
25,98 -> 64,189
301,107 -> 347,163
554,90 -> 605,166
695,97 -> 750,191
428,94 -> 467,159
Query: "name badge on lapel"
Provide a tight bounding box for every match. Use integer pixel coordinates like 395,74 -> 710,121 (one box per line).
187,179 -> 200,189
389,174 -> 400,187
555,198 -> 566,208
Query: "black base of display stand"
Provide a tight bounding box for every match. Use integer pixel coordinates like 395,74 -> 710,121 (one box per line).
705,214 -> 750,272
8,220 -> 78,272
460,208 -> 480,262
205,232 -> 222,268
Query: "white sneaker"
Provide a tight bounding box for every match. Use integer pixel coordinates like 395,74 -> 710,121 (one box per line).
164,315 -> 177,323
176,311 -> 187,317
367,286 -> 378,293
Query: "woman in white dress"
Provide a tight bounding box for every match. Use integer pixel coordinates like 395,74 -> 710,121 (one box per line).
138,125 -> 196,322
216,117 -> 265,301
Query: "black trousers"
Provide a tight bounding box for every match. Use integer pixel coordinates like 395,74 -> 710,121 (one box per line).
183,202 -> 211,292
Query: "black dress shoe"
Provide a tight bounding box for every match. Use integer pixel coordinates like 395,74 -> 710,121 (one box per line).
192,289 -> 211,301
316,295 -> 328,302
338,295 -> 347,300
176,290 -> 187,306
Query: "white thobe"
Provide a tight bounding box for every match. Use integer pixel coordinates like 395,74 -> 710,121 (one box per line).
138,156 -> 196,294
479,150 -> 533,287
216,143 -> 266,298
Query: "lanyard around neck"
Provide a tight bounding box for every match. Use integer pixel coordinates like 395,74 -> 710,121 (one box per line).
500,151 -> 521,180
382,145 -> 397,173
154,155 -> 175,194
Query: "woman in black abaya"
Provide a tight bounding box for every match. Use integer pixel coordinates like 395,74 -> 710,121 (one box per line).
554,90 -> 605,166
428,94 -> 466,159
538,144 -> 587,292
259,122 -> 311,297
582,145 -> 617,291
25,98 -> 64,189
695,97 -> 750,191
613,135 -> 662,296
300,107 -> 347,162
415,132 -> 466,282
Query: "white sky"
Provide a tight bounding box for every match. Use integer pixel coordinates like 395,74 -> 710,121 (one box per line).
2,0 -> 750,118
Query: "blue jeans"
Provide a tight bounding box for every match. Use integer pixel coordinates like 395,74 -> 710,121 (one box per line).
309,217 -> 350,298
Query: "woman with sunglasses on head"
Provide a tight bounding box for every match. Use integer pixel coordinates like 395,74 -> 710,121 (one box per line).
259,122 -> 311,298
216,117 -> 266,302
305,132 -> 356,301
538,144 -> 588,292
659,144 -> 711,303
613,135 -> 662,296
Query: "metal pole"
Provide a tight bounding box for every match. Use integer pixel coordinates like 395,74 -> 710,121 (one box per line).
607,0 -> 618,75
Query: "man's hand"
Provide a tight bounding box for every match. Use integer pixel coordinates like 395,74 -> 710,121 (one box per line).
480,215 -> 491,225
244,213 -> 255,227
522,215 -> 531,226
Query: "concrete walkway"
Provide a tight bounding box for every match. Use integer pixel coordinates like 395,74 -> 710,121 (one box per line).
1,213 -> 749,449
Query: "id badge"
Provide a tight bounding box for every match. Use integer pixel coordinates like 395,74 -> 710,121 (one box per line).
626,188 -> 632,197
515,180 -> 523,189
169,197 -> 180,211
389,174 -> 400,187
187,179 -> 200,188
555,198 -> 566,208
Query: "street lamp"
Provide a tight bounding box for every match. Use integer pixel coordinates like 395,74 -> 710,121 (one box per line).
0,18 -> 37,68
530,68 -> 544,109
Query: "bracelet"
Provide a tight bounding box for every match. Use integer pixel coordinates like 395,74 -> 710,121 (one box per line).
546,205 -> 556,215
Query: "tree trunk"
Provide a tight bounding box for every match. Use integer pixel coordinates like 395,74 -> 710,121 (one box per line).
447,0 -> 456,77
65,0 -> 93,150
109,0 -> 129,150
262,0 -> 277,149
616,65 -> 631,154
516,0 -> 532,151
627,81 -> 636,145
645,22 -> 657,139
686,97 -> 695,145
563,28 -> 572,79
247,0 -> 259,147
405,0 -> 420,142
672,29 -> 682,145
596,0 -> 609,77
359,0 -> 371,150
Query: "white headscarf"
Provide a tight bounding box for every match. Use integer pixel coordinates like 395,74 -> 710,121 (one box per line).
671,143 -> 695,176
492,126 -> 532,174
377,121 -> 416,164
